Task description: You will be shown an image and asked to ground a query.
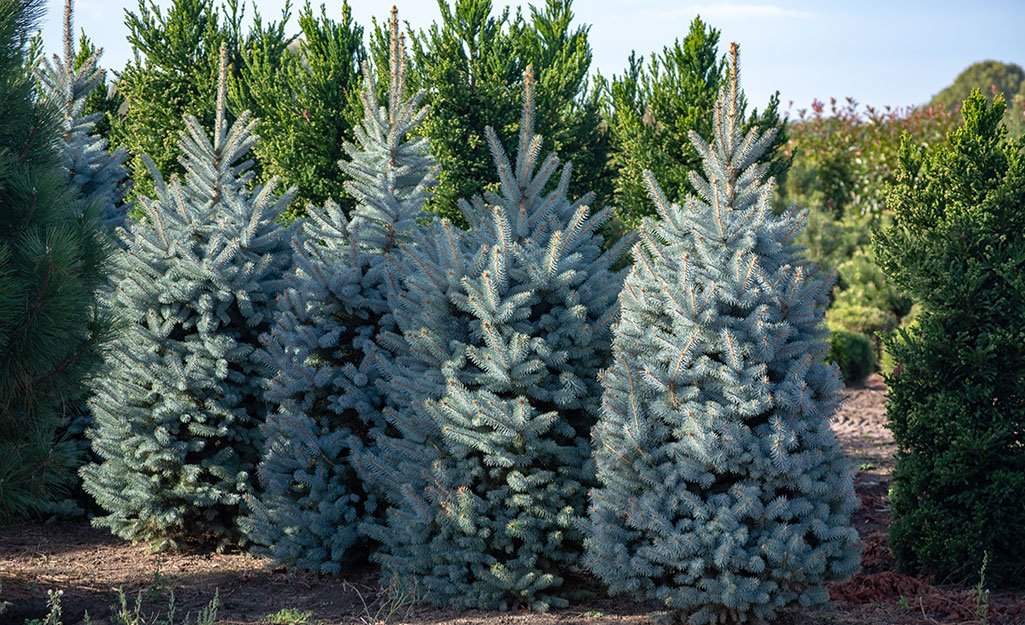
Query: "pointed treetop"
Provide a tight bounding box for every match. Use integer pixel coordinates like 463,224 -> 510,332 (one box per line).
215,42 -> 228,151
520,64 -> 536,151
388,5 -> 405,123
729,41 -> 739,93
723,41 -> 741,154
63,0 -> 73,66
514,64 -> 541,187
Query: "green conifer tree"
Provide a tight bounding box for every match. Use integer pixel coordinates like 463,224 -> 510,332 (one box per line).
230,0 -> 364,222
372,0 -> 608,228
0,0 -> 110,522
111,0 -> 291,210
239,10 -> 438,573
601,17 -> 789,233
357,67 -> 633,611
583,46 -> 860,624
81,48 -> 295,550
111,0 -> 236,205
873,90 -> 1025,587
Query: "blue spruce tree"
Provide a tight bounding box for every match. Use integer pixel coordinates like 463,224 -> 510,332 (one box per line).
35,0 -> 129,230
357,67 -> 634,611
238,10 -> 438,574
582,45 -> 860,625
81,47 -> 295,551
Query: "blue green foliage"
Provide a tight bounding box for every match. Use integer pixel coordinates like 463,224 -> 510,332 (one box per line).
356,68 -> 633,611
81,50 -> 295,550
239,14 -> 438,574
35,1 -> 129,230
583,46 -> 860,624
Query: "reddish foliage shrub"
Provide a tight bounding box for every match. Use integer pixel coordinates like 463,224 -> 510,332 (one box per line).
783,97 -> 960,218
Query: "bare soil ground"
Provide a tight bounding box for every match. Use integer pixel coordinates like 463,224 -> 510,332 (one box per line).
2,374 -> 1023,625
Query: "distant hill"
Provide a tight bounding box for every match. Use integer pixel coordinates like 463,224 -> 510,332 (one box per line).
930,60 -> 1025,136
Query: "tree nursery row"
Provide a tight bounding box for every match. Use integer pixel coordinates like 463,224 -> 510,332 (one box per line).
1,0 -> 1023,623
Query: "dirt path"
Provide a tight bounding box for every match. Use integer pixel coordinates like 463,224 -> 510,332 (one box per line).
831,374 -> 895,474
2,375 -> 1023,625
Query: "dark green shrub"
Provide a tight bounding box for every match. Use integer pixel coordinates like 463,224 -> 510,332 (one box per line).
825,302 -> 896,337
825,328 -> 875,384
111,0 -> 294,212
111,0 -> 238,205
600,15 -> 788,233
879,304 -> 919,376
378,0 -> 608,228
874,90 -> 1025,587
230,1 -> 364,221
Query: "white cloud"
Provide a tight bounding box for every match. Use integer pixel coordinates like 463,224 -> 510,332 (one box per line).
647,3 -> 816,20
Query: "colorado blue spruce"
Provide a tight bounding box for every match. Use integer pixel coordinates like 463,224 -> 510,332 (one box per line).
81,47 -> 295,550
583,45 -> 860,624
239,9 -> 438,573
357,66 -> 633,611
36,0 -> 129,231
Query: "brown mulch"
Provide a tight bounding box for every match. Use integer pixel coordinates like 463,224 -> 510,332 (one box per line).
2,373 -> 1023,625
824,375 -> 1025,625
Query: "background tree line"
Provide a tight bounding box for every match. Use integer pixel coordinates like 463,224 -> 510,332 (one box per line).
7,0 -> 1024,524
77,0 -> 792,228
52,0 -> 1025,462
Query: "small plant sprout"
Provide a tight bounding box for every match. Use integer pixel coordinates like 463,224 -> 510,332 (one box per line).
108,587 -> 220,625
347,575 -> 421,625
970,551 -> 990,625
264,607 -> 318,625
146,567 -> 169,601
23,589 -> 64,625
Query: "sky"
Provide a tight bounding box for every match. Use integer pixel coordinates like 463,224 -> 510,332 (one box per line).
38,0 -> 1025,116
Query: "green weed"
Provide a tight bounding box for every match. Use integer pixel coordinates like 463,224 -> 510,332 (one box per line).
23,589 -> 63,625
970,551 -> 990,625
146,567 -> 169,601
895,594 -> 911,612
264,607 -> 318,625
80,587 -> 220,625
347,574 -> 420,625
